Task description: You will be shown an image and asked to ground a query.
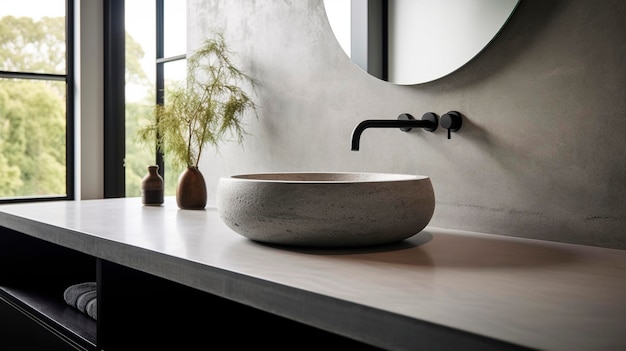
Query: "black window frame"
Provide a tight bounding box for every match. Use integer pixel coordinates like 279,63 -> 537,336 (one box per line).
0,0 -> 75,204
104,0 -> 126,198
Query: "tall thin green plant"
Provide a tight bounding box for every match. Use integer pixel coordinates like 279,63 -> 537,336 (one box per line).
137,32 -> 258,170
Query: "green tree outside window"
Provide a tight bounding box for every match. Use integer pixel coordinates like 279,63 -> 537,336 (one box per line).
0,14 -> 155,198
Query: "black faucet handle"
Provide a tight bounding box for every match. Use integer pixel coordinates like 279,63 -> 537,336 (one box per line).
440,111 -> 463,139
397,113 -> 438,132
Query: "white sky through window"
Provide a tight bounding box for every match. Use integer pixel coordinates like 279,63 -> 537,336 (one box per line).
0,0 -> 64,19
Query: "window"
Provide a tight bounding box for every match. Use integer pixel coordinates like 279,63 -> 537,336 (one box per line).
0,0 -> 74,203
124,0 -> 186,197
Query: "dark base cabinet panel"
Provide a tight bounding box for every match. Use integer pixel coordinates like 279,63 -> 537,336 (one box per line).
0,298 -> 80,351
97,259 -> 382,350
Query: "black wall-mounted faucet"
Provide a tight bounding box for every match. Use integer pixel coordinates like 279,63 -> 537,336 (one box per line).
351,113 -> 438,151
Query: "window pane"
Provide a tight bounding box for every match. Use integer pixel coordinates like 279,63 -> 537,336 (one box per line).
0,78 -> 66,198
164,0 -> 186,58
125,0 -> 187,198
164,60 -> 187,91
0,0 -> 68,201
125,0 -> 156,198
161,59 -> 187,195
0,0 -> 66,74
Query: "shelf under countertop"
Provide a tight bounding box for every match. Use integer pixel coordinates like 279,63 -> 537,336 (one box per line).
0,197 -> 625,351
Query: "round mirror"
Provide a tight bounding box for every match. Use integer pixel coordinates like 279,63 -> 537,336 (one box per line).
323,0 -> 520,85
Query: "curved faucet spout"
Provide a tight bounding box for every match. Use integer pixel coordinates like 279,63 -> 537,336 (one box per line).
350,113 -> 438,151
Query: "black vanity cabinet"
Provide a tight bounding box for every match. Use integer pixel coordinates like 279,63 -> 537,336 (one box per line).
1,198 -> 625,351
0,226 -> 378,350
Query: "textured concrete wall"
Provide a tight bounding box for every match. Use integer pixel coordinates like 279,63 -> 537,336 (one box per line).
187,0 -> 626,249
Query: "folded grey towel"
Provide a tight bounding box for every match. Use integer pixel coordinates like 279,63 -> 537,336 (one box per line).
63,282 -> 97,320
76,290 -> 96,313
63,282 -> 96,306
85,296 -> 97,320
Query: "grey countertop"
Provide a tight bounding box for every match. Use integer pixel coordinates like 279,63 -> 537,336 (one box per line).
1,197 -> 625,351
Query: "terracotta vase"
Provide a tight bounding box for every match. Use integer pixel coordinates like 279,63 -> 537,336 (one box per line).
141,165 -> 164,206
176,166 -> 207,210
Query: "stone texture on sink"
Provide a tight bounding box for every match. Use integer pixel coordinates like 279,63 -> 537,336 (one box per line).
216,172 -> 435,247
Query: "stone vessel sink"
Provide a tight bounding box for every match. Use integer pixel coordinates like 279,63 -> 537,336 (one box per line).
216,172 -> 435,248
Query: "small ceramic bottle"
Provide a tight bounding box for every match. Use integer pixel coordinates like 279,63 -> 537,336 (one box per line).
141,165 -> 164,206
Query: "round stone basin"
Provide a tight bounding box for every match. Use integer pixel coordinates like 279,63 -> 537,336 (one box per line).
216,172 -> 435,248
